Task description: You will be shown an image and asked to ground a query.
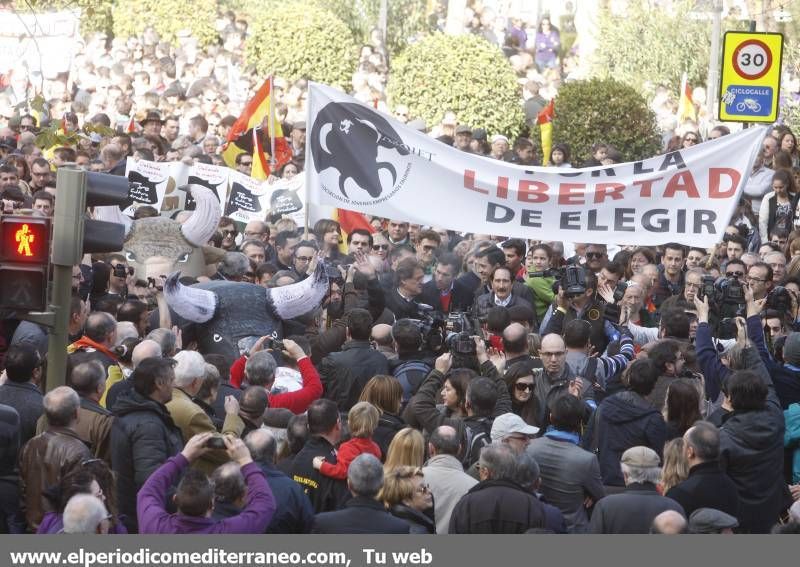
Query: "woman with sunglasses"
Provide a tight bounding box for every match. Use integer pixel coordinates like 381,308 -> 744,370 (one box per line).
505,359 -> 540,427
380,466 -> 435,534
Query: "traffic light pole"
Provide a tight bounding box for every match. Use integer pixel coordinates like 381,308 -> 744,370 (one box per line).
46,168 -> 88,392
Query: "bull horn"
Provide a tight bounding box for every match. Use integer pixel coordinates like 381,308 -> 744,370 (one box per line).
266,258 -> 329,320
93,205 -> 133,238
180,184 -> 221,247
163,272 -> 217,323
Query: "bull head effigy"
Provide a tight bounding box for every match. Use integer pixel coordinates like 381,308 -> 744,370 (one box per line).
94,185 -> 222,279
163,261 -> 329,363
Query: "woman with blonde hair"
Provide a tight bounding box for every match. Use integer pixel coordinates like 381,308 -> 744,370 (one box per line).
359,375 -> 406,458
379,466 -> 435,533
384,427 -> 425,471
660,438 -> 690,494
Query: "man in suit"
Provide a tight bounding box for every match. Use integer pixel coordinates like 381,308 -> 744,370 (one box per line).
666,421 -> 739,520
311,454 -> 410,533
528,394 -> 605,533
419,253 -> 473,314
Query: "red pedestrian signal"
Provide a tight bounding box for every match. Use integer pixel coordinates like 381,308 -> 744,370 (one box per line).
0,216 -> 51,311
1,217 -> 50,264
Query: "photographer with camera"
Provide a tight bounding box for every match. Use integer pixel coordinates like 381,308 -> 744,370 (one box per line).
539,266 -> 609,355
403,338 -> 511,443
389,319 -> 434,406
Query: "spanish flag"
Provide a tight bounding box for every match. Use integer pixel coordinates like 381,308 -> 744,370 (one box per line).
537,99 -> 555,166
222,77 -> 292,180
333,208 -> 375,253
677,72 -> 696,123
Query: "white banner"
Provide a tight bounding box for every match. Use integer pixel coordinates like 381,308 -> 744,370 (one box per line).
122,158 -> 310,226
305,83 -> 768,247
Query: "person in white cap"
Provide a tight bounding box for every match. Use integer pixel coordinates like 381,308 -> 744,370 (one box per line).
589,446 -> 684,534
489,135 -> 510,160
490,412 -> 539,455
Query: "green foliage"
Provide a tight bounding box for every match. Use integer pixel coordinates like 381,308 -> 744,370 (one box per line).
112,0 -> 218,47
244,3 -> 358,89
782,38 -> 800,133
229,0 -> 430,55
593,0 -> 714,97
552,78 -> 661,164
387,33 -> 524,138
19,0 -> 114,37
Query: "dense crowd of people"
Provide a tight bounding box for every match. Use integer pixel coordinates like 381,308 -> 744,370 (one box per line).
2,4 -> 800,537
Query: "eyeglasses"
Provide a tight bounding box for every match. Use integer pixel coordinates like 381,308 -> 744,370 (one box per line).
372,244 -> 389,251
244,231 -> 264,238
586,252 -> 605,259
725,271 -> 744,277
514,383 -> 534,392
684,137 -> 698,143
746,276 -> 767,283
540,351 -> 565,358
222,229 -> 238,237
295,256 -> 313,262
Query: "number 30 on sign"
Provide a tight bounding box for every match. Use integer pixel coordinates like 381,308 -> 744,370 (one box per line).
719,31 -> 783,123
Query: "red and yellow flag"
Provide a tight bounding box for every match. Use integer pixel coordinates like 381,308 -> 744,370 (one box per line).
222,77 -> 292,180
677,72 -> 696,123
537,99 -> 555,166
333,209 -> 375,253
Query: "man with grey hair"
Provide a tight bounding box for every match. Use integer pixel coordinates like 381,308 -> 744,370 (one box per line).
311,454 -> 410,533
449,443 -> 545,533
422,425 -> 477,533
63,494 -> 111,534
105,339 -> 163,411
589,446 -> 684,534
166,350 -> 243,474
217,251 -> 251,281
210,462 -> 248,521
245,429 -> 314,533
241,338 -> 322,414
21,386 -> 91,530
145,328 -> 177,357
513,451 -> 567,533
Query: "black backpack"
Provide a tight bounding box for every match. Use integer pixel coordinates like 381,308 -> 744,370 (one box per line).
461,417 -> 492,469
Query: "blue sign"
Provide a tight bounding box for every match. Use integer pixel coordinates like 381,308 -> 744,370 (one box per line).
723,85 -> 773,117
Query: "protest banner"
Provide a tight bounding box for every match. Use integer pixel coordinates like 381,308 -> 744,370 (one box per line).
185,162 -> 230,214
224,169 -> 269,223
122,159 -> 175,216
305,83 -> 767,247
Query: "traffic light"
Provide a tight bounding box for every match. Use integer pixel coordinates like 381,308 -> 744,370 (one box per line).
52,168 -> 131,265
0,215 -> 51,311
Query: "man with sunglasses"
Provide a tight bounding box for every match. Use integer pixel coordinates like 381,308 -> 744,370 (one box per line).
415,230 -> 441,283
584,244 -> 609,273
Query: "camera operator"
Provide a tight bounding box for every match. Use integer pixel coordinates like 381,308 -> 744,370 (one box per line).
539,267 -> 608,355
389,319 -> 434,405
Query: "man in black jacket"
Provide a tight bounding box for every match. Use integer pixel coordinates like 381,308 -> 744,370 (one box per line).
449,443 -> 544,533
665,421 -> 739,519
418,253 -> 473,314
583,358 -> 666,487
318,308 -> 389,411
311,454 -> 409,534
110,358 -> 184,533
290,399 -> 349,514
384,257 -> 425,321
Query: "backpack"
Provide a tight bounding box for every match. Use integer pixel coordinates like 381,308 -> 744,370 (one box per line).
461,417 -> 492,469
392,360 -> 431,404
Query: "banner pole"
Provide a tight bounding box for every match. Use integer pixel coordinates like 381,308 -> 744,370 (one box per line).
269,75 -> 276,169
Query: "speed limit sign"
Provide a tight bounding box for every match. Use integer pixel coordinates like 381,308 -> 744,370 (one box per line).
732,40 -> 772,80
719,32 -> 783,123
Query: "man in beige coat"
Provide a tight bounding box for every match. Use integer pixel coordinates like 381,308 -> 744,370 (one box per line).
421,425 -> 477,534
167,351 -> 243,474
